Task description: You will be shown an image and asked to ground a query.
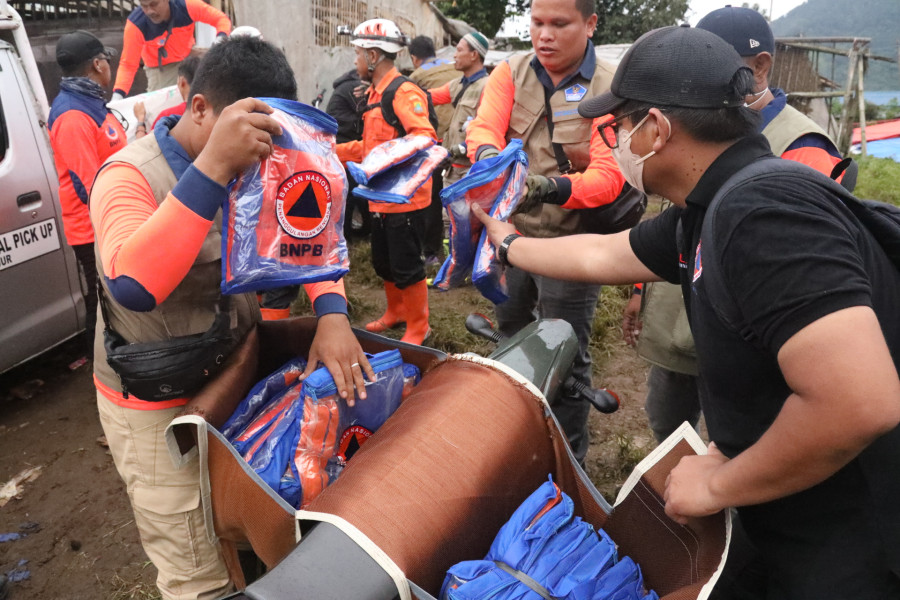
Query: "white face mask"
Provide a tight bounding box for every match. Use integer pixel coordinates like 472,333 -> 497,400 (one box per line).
611,113 -> 670,194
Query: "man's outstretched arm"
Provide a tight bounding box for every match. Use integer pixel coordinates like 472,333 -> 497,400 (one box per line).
473,203 -> 660,286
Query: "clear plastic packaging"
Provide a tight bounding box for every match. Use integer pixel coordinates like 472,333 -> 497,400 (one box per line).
472,155 -> 529,303
353,145 -> 449,204
226,349 -> 417,508
434,140 -> 528,292
220,356 -> 307,440
222,98 -> 349,295
347,134 -> 435,186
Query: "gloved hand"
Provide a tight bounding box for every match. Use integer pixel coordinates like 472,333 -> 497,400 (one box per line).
449,143 -> 467,161
515,174 -> 558,214
111,92 -> 125,102
477,146 -> 499,161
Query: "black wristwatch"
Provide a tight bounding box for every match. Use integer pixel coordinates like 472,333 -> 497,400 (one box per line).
497,233 -> 521,267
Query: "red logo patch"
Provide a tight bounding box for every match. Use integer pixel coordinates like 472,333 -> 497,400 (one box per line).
275,171 -> 332,239
336,425 -> 373,464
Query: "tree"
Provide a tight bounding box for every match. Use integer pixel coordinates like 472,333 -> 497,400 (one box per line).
593,0 -> 690,45
435,0 -> 529,38
740,3 -> 769,19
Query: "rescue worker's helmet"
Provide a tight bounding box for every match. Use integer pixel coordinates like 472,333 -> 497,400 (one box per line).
351,19 -> 408,54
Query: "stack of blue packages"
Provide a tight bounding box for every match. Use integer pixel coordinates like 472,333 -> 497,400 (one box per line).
440,477 -> 658,600
221,351 -> 420,508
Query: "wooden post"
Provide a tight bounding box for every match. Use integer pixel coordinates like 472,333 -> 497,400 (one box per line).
856,54 -> 867,157
837,43 -> 858,154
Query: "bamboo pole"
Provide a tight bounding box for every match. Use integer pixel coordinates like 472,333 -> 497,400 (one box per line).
837,43 -> 858,153
856,54 -> 867,157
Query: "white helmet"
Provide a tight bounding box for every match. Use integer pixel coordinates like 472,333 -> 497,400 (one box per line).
230,25 -> 263,39
351,18 -> 407,54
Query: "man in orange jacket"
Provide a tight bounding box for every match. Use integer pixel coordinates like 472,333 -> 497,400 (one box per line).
49,31 -> 128,357
92,37 -> 372,599
112,0 -> 230,98
465,0 -> 625,463
336,18 -> 437,345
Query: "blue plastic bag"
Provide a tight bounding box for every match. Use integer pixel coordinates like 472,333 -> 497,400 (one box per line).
441,476 -> 657,600
347,134 -> 435,185
285,350 -> 415,508
353,145 -> 449,204
222,98 -> 349,295
221,356 -> 307,440
471,154 -> 529,303
434,140 -> 528,292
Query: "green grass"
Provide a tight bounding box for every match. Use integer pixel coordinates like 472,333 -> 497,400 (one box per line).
855,156 -> 900,206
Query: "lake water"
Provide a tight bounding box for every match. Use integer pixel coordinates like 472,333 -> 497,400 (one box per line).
864,90 -> 900,105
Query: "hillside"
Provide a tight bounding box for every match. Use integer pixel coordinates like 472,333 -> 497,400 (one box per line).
771,0 -> 900,91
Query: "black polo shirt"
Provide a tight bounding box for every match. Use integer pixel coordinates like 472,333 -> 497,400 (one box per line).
629,134 -> 900,584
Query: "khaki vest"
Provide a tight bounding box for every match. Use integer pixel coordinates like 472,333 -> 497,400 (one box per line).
635,109 -> 838,374
443,75 -> 488,175
92,133 -> 259,395
506,53 -> 616,238
762,102 -> 833,157
410,61 -> 458,140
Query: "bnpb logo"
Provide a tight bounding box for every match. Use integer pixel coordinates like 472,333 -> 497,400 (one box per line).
275,171 -> 332,239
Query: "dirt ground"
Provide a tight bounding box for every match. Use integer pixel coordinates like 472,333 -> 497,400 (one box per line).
0,239 -> 657,600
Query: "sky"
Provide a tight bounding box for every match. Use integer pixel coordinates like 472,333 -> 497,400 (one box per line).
686,0 -> 807,24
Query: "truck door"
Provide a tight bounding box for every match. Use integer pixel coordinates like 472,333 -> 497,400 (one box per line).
0,44 -> 84,372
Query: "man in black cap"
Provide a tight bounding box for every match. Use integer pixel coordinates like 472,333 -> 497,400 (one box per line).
475,24 -> 900,597
623,4 -> 852,449
49,30 -> 127,357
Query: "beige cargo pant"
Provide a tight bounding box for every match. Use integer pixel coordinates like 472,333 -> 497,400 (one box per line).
144,61 -> 181,92
97,392 -> 233,600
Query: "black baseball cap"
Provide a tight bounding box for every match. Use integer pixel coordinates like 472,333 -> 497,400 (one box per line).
696,5 -> 775,57
56,30 -> 116,68
578,25 -> 751,118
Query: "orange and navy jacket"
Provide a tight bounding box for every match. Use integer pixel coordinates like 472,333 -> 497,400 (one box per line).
152,101 -> 187,128
335,67 -> 437,214
761,88 -> 843,174
465,55 -> 624,210
113,0 -> 231,96
91,118 -> 346,409
48,81 -> 127,246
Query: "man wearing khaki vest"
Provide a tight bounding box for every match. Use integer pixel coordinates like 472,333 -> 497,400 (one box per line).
465,0 -> 625,464
90,37 -> 371,600
429,31 -> 490,186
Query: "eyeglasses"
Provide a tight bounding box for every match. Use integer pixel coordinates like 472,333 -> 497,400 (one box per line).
597,108 -> 647,150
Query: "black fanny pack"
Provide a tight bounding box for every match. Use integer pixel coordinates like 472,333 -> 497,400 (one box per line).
579,182 -> 648,235
100,289 -> 237,401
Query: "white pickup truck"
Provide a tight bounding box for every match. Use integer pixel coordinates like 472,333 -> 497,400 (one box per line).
0,0 -> 87,373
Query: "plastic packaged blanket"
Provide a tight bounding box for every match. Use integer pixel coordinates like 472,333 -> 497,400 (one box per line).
220,356 -> 307,440
347,134 -> 435,186
434,140 -> 528,292
353,144 -> 449,204
222,98 -> 349,295
226,350 -> 417,508
440,476 -> 658,600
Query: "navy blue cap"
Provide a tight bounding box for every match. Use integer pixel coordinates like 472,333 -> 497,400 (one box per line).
578,25 -> 752,117
696,5 -> 775,57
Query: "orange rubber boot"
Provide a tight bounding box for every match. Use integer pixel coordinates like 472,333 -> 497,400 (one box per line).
365,281 -> 406,333
399,279 -> 431,345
